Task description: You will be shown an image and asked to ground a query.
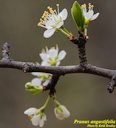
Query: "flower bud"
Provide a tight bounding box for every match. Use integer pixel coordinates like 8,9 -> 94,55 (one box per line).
25,79 -> 43,95
54,105 -> 70,120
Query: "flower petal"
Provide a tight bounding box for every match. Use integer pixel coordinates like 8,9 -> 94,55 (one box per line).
56,61 -> 60,66
56,21 -> 64,28
60,105 -> 70,118
43,79 -> 50,86
91,13 -> 99,21
48,48 -> 58,58
31,78 -> 42,86
59,9 -> 68,21
43,29 -> 55,38
86,10 -> 94,20
31,72 -> 39,76
24,107 -> 37,116
42,114 -> 47,121
58,50 -> 66,60
39,119 -> 44,127
82,7 -> 87,18
31,115 -> 40,126
54,105 -> 70,120
40,53 -> 48,61
41,61 -> 50,66
45,20 -> 54,29
54,108 -> 64,120
39,114 -> 47,127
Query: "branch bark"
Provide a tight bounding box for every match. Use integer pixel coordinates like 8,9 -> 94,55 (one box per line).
0,59 -> 115,78
0,42 -> 116,93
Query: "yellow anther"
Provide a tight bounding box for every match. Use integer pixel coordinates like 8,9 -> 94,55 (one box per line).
47,6 -> 51,9
49,8 -> 54,14
91,5 -> 94,8
48,6 -> 53,11
43,17 -> 47,21
89,3 -> 91,6
56,4 -> 59,7
89,3 -> 94,9
83,4 -> 86,7
38,22 -> 41,26
81,4 -> 86,9
40,18 -> 43,21
42,15 -> 45,18
38,21 -> 43,26
43,13 -> 48,17
38,5 -> 58,27
54,10 -> 56,13
45,11 -> 48,14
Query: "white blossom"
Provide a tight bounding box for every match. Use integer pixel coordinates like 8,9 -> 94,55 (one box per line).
54,105 -> 70,120
31,78 -> 42,87
31,72 -> 52,87
24,107 -> 37,116
32,72 -> 51,80
25,78 -> 42,88
25,78 -> 43,95
24,107 -> 47,127
38,4 -> 68,38
81,3 -> 99,25
40,46 -> 66,66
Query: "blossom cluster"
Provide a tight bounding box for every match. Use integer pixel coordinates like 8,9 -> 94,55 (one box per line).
24,1 -> 100,127
24,98 -> 70,127
37,3 -> 99,38
24,46 -> 69,127
25,45 -> 66,95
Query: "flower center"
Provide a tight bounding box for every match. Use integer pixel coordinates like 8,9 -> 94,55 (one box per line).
38,4 -> 61,28
48,56 -> 58,66
81,3 -> 86,10
81,3 -> 94,10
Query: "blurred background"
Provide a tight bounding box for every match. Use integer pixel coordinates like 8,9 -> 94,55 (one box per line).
0,0 -> 116,128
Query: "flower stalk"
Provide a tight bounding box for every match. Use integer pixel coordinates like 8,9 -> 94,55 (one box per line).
40,96 -> 51,112
58,26 -> 73,39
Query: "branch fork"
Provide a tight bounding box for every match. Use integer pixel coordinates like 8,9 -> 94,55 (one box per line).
0,36 -> 116,94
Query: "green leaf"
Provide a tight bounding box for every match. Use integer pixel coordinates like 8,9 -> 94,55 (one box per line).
71,1 -> 85,31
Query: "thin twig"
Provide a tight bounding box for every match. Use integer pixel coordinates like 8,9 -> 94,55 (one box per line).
1,42 -> 10,60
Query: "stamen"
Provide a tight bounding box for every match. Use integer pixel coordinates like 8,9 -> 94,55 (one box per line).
45,47 -> 48,52
38,22 -> 42,26
40,18 -> 44,22
56,4 -> 60,14
89,3 -> 94,10
81,4 -> 86,9
47,6 -> 51,9
38,5 -> 61,28
54,10 -> 56,13
56,4 -> 59,7
47,6 -> 55,14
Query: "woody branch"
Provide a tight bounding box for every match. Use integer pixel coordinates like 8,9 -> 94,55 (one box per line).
0,41 -> 116,93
